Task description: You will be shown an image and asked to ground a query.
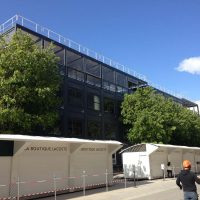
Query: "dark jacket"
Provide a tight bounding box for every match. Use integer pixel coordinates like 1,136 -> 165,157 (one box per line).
176,169 -> 200,192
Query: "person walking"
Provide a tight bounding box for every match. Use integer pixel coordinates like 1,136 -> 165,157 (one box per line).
176,160 -> 200,200
167,162 -> 173,178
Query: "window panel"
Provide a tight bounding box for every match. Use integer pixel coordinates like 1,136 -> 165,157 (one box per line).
55,49 -> 65,65
104,97 -> 115,114
116,86 -> 128,93
68,68 -> 84,82
103,81 -> 116,92
104,122 -> 116,139
87,93 -> 100,111
85,59 -> 101,77
68,58 -> 83,71
68,119 -> 83,137
67,50 -> 81,63
102,66 -> 114,83
116,72 -> 127,87
59,64 -> 65,76
86,74 -> 101,87
68,87 -> 83,107
87,120 -> 101,139
116,101 -> 122,117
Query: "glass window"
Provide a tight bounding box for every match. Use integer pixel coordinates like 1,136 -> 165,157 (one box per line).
128,77 -> 138,90
116,101 -> 122,117
88,120 -> 101,139
128,81 -> 138,90
116,72 -> 127,87
68,57 -> 83,71
68,68 -> 84,82
55,49 -> 65,65
86,74 -> 101,87
116,86 -> 128,93
59,64 -> 65,76
68,87 -> 83,107
68,119 -> 83,137
102,66 -> 115,83
67,50 -> 81,63
104,97 -> 115,114
85,59 -> 101,77
104,122 -> 116,139
103,81 -> 116,92
87,93 -> 100,111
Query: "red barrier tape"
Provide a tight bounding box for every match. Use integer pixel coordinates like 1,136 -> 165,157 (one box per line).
0,172 -> 128,199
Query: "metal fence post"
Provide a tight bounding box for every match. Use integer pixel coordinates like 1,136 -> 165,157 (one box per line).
105,169 -> 108,192
53,174 -> 57,200
17,176 -> 20,200
173,166 -> 175,179
133,170 -> 136,187
83,171 -> 86,196
163,169 -> 166,181
124,175 -> 127,188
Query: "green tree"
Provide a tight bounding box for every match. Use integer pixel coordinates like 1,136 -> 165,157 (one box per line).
121,87 -> 182,144
171,106 -> 200,146
0,31 -> 61,135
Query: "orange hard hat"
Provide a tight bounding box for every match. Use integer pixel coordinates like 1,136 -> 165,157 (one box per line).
183,160 -> 191,169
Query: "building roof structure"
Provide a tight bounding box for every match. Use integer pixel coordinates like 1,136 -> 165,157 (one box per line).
0,14 -> 198,112
120,143 -> 200,154
0,134 -> 122,145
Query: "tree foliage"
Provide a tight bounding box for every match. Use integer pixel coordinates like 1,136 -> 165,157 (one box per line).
121,87 -> 200,146
0,31 -> 61,134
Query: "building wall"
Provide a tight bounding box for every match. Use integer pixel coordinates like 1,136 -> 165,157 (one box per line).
122,144 -> 200,180
168,150 -> 182,174
149,151 -> 168,179
122,152 -> 150,179
0,157 -> 11,197
0,140 -> 117,198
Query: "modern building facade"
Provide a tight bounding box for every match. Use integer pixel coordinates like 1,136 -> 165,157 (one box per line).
0,15 -> 199,144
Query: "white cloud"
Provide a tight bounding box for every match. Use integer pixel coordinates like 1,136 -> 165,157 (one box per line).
176,57 -> 200,75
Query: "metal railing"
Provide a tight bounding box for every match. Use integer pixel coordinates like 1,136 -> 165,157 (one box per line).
0,170 -> 133,199
0,15 -> 146,81
0,15 -> 189,101
1,165 -> 197,199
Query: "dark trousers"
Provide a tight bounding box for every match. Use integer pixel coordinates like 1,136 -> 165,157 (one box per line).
167,170 -> 172,178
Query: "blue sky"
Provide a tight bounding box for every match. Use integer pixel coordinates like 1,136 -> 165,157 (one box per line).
1,0 -> 200,105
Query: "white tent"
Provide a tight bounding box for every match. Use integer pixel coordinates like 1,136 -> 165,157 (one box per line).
121,143 -> 200,180
0,134 -> 122,198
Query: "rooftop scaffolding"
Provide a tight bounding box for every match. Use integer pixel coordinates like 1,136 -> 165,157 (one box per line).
0,15 -> 196,106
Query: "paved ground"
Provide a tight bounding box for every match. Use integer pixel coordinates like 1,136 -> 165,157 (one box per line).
38,178 -> 200,200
